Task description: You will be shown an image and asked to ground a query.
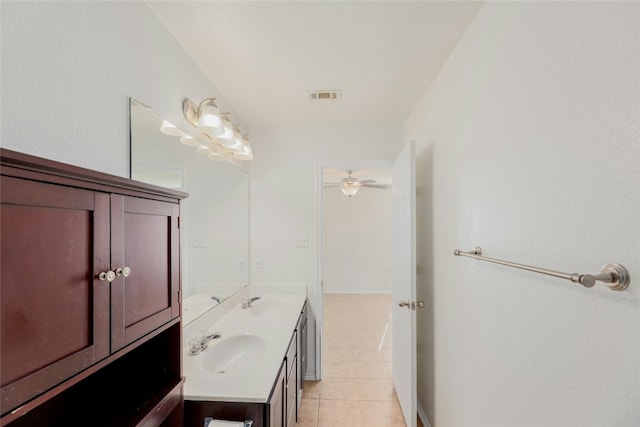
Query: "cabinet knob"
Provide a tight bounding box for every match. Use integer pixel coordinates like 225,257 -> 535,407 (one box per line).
115,267 -> 131,277
98,270 -> 116,282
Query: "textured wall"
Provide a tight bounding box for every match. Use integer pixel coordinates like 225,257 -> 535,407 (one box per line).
407,2 -> 640,425
1,1 -> 244,176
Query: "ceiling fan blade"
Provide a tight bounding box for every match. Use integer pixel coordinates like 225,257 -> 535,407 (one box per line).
361,184 -> 390,189
358,179 -> 376,184
323,184 -> 340,188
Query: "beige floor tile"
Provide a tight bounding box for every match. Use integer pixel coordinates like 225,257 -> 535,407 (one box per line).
351,349 -> 383,362
379,345 -> 393,362
318,399 -> 363,427
359,400 -> 406,427
318,377 -> 359,400
355,378 -> 396,401
297,397 -> 319,427
324,360 -> 356,378
302,381 -> 321,399
384,361 -> 393,377
353,360 -> 390,379
323,349 -> 353,362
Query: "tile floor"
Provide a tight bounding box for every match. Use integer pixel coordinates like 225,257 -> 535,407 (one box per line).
297,293 -> 419,427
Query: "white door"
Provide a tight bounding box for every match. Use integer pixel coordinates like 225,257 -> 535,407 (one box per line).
392,141 -> 417,427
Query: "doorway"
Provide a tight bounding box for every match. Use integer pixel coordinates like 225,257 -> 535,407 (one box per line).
300,164 -> 408,425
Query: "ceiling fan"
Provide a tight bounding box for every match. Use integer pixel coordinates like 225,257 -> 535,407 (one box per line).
324,170 -> 390,197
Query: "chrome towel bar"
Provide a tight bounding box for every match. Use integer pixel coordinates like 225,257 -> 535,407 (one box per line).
453,247 -> 630,291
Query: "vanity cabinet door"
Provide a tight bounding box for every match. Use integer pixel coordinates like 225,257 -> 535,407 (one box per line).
297,302 -> 307,406
0,176 -> 111,414
268,362 -> 286,427
110,195 -> 180,351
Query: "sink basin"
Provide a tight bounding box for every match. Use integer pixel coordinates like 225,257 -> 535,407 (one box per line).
202,334 -> 266,375
250,300 -> 289,316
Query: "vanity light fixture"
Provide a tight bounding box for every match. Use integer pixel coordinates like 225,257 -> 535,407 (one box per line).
224,125 -> 245,154
160,120 -> 183,136
179,135 -> 199,147
213,113 -> 236,148
182,97 -> 253,161
234,134 -> 253,161
183,98 -> 225,137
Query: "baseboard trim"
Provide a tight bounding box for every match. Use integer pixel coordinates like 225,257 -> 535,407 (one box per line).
417,401 -> 432,427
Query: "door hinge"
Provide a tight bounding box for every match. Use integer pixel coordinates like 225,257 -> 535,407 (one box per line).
398,300 -> 425,310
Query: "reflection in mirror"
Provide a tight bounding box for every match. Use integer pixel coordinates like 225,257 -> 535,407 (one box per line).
129,99 -> 249,326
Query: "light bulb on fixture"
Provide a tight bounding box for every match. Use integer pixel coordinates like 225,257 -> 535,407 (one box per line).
160,120 -> 183,136
213,113 -> 236,148
224,125 -> 245,154
340,183 -> 361,197
179,135 -> 199,146
196,99 -> 224,137
234,134 -> 253,160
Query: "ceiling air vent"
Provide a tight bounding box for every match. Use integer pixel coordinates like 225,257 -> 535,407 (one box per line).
308,90 -> 342,101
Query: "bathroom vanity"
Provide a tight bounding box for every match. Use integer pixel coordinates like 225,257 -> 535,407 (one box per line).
0,149 -> 187,426
182,294 -> 308,427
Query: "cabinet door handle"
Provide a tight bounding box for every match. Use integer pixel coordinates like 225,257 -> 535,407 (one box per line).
98,270 -> 116,282
115,266 -> 131,277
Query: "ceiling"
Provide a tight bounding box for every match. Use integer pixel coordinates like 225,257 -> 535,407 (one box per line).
147,1 -> 483,129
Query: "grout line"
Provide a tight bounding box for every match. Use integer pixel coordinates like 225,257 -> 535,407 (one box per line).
377,311 -> 392,352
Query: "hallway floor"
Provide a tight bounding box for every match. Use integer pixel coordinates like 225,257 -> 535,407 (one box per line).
297,293 -> 409,427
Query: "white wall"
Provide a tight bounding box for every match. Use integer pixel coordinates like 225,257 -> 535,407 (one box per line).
322,185 -> 392,294
0,1 -> 245,176
407,2 -> 640,426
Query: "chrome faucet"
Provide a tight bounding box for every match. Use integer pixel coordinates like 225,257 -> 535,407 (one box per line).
188,330 -> 222,355
241,296 -> 261,309
211,296 -> 221,304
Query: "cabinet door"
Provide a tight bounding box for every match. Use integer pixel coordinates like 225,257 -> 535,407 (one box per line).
286,357 -> 297,427
0,176 -> 110,414
110,195 -> 180,351
268,363 -> 286,427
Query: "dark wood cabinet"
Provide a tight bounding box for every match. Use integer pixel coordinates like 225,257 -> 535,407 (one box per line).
268,361 -> 286,427
296,302 -> 307,411
0,149 -> 186,426
111,195 -> 181,351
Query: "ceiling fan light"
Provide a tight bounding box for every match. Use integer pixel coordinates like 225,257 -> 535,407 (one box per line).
340,183 -> 361,197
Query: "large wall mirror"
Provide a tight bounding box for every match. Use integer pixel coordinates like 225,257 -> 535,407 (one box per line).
129,99 -> 249,326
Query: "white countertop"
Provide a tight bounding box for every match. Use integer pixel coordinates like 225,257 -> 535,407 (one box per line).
183,293 -> 306,403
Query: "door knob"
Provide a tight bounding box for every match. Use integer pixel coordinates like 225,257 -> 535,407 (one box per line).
398,300 -> 411,308
98,270 -> 116,282
115,266 -> 131,277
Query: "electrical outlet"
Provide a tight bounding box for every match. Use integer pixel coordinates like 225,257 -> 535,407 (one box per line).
254,259 -> 263,272
238,260 -> 247,272
296,233 -> 309,248
192,238 -> 206,248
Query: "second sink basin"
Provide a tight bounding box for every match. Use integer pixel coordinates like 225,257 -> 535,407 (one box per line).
202,333 -> 267,375
250,300 -> 289,316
